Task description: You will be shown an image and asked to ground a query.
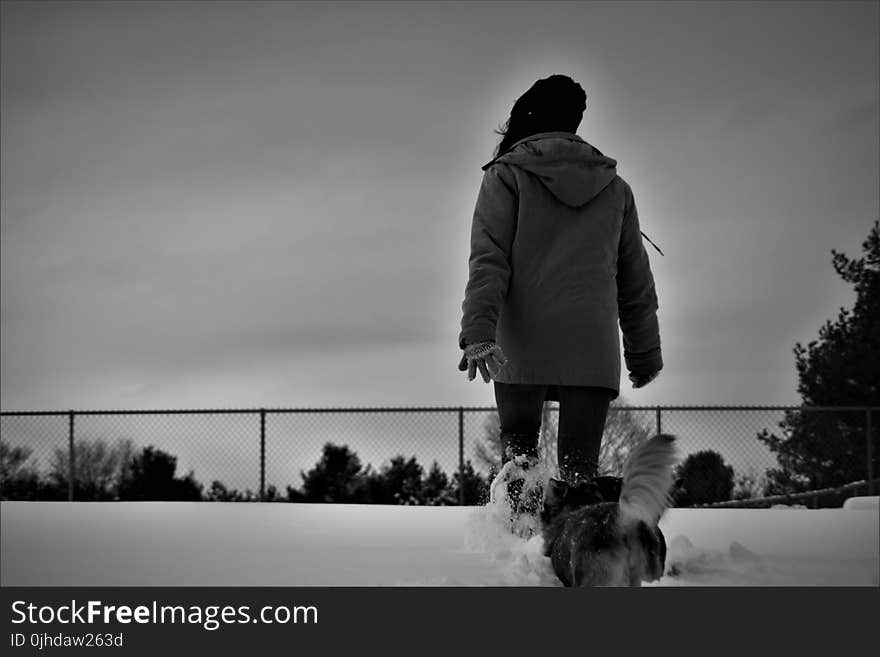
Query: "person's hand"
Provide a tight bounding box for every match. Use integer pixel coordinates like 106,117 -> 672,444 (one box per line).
629,369 -> 660,389
458,341 -> 508,383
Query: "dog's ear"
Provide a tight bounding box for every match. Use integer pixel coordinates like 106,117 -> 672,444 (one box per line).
594,476 -> 622,503
541,478 -> 569,520
567,479 -> 604,506
544,478 -> 569,505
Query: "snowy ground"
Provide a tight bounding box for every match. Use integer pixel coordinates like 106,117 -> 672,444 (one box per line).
1,499 -> 877,586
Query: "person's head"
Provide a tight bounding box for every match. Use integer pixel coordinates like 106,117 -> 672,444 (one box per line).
493,74 -> 587,159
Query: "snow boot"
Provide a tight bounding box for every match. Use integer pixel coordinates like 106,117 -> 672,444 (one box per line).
490,453 -> 545,538
593,475 -> 623,502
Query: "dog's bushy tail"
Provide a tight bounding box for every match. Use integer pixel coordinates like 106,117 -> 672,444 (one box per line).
618,434 -> 678,528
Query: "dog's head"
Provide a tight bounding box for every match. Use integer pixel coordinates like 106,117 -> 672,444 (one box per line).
540,478 -> 605,526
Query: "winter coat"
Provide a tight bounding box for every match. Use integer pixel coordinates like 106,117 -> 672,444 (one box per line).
458,131 -> 662,401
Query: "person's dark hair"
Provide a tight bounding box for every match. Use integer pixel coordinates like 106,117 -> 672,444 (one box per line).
492,74 -> 587,160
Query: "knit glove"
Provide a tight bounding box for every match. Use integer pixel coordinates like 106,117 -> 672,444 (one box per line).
626,347 -> 662,389
628,369 -> 661,389
457,341 -> 508,383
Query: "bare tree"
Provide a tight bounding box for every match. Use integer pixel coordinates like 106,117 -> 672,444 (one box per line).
50,437 -> 136,499
732,466 -> 769,500
597,398 -> 652,475
473,411 -> 502,475
0,441 -> 43,499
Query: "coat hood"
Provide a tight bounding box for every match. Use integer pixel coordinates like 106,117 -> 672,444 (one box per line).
484,132 -> 618,208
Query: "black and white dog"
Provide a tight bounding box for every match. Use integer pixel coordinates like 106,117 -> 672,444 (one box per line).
540,434 -> 678,587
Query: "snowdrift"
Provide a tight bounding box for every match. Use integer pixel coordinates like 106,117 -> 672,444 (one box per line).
1,499 -> 877,586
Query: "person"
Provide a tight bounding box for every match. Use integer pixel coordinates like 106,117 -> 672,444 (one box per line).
457,74 -> 663,529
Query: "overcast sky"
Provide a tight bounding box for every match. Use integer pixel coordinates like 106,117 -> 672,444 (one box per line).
1,0 -> 878,412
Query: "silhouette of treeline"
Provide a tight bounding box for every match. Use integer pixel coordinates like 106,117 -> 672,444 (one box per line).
2,434 -> 867,507
0,439 -> 489,504
0,433 -> 777,506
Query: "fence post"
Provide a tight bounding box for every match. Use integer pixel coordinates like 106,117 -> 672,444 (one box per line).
867,409 -> 875,496
458,408 -> 465,506
656,406 -> 662,436
259,409 -> 266,501
68,410 -> 75,502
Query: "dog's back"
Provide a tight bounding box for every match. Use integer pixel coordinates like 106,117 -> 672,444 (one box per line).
541,435 -> 677,587
545,502 -> 622,587
544,503 -> 667,587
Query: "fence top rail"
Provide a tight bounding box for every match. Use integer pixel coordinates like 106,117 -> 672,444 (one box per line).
1,405 -> 878,417
693,478 -> 878,508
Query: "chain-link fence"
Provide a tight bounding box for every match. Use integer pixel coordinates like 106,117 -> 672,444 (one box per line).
1,405 -> 876,506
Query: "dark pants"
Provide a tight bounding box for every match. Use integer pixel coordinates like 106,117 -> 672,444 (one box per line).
494,381 -> 615,483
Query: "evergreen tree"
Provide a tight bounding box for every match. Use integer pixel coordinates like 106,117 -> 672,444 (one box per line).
300,443 -> 365,503
380,455 -> 424,505
451,460 -> 489,505
204,480 -> 257,501
351,464 -> 387,504
423,461 -> 455,505
672,450 -> 735,506
285,485 -> 306,503
758,221 -> 879,493
117,445 -> 203,501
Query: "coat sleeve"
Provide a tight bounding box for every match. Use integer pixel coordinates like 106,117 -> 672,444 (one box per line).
458,164 -> 518,350
617,182 -> 663,375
